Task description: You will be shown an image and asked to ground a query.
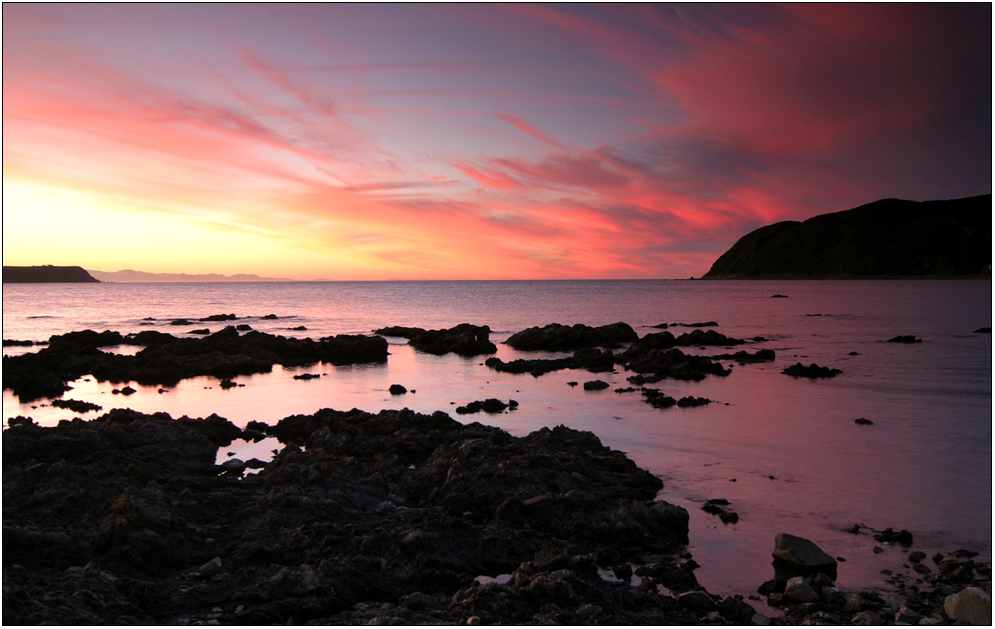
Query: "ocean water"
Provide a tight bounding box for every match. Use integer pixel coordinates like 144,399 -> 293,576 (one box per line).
3,279 -> 991,601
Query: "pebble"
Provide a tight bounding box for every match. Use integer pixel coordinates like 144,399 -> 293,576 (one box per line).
198,557 -> 223,577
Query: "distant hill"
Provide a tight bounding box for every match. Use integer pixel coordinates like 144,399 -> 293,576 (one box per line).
703,195 -> 991,279
3,265 -> 101,283
88,269 -> 291,282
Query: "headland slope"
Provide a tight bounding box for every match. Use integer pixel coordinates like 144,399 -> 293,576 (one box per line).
703,195 -> 991,279
3,265 -> 101,283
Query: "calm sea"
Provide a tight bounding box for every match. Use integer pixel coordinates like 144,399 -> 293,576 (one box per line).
3,279 -> 991,600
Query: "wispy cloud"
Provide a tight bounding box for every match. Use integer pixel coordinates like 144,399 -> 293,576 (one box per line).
3,4 -> 989,279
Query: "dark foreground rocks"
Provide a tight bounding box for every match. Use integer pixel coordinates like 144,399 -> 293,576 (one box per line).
1,407 -> 759,625
2,327 -> 388,401
759,534 -> 992,626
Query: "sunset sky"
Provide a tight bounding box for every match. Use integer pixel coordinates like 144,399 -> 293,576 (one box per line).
3,3 -> 991,280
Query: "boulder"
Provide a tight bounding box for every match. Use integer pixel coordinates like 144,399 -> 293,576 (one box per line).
944,587 -> 992,625
783,576 -> 818,603
772,533 -> 837,575
678,590 -> 716,611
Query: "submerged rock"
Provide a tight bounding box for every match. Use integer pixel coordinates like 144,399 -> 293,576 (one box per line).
886,335 -> 922,344
781,363 -> 842,379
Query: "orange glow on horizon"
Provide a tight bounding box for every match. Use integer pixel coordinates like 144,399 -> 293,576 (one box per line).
2,4 -> 988,280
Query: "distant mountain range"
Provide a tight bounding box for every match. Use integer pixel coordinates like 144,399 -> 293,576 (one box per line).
88,269 -> 291,282
703,195 -> 991,279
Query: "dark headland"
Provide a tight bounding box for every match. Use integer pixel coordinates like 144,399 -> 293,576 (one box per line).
3,265 -> 101,283
703,195 -> 992,279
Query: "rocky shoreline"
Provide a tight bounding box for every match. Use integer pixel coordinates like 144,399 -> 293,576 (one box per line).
4,407 -> 991,625
3,322 -> 991,624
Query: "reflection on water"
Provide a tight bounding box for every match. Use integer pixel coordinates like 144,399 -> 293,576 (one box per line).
2,279 -> 990,599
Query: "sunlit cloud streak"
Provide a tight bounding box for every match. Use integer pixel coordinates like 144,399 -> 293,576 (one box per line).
2,3 -> 989,279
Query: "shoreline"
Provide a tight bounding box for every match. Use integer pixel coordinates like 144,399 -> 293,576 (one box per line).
4,320 -> 991,624
4,407 -> 990,625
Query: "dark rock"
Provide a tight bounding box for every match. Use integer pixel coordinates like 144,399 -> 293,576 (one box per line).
388,384 -> 407,395
974,327 -> 991,333
51,399 -> 102,413
506,322 -> 638,352
782,363 -> 842,378
455,399 -> 510,414
170,319 -> 193,326
641,388 -> 677,409
188,328 -> 210,335
293,373 -> 320,380
718,511 -> 739,524
3,407 -> 696,625
620,346 -> 732,382
219,379 -> 238,389
783,576 -> 818,603
3,328 -> 388,401
887,335 -> 922,344
3,339 -> 40,347
377,323 -> 497,357
200,314 -> 237,322
235,324 -> 253,331
944,587 -> 992,625
710,349 -> 775,362
112,386 -> 137,395
485,347 -> 616,377
772,533 -> 838,576
677,396 -> 711,408
673,329 -> 745,347
701,499 -> 737,524
771,294 -> 789,298
854,417 -> 874,425
717,595 -> 757,624
873,528 -> 914,545
678,590 -> 716,610
583,380 -> 610,391
261,314 -> 279,319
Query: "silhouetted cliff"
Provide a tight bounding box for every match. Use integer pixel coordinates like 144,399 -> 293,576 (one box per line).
3,266 -> 101,283
703,195 -> 991,278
